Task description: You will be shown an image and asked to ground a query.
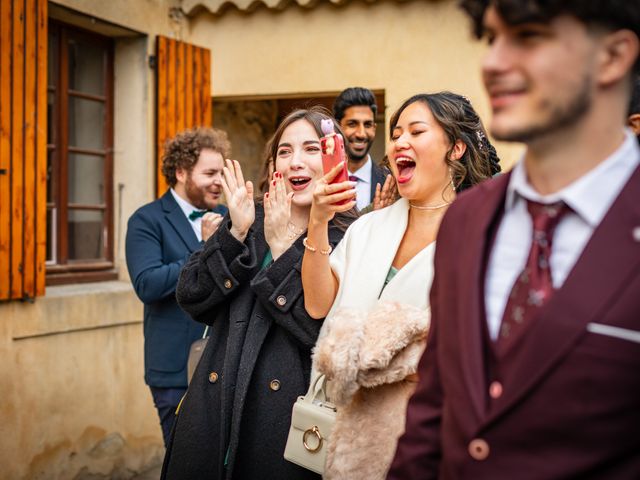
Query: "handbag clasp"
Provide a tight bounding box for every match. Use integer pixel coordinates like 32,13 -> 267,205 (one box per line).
302,425 -> 323,452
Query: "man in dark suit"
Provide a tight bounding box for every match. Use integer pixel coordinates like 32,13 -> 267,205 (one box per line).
333,87 -> 390,210
125,127 -> 230,446
389,1 -> 640,478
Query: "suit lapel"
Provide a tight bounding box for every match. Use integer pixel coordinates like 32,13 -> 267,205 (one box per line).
370,162 -> 388,201
161,191 -> 201,253
484,164 -> 640,426
457,173 -> 511,421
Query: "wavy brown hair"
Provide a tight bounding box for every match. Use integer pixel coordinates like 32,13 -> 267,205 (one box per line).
161,127 -> 231,187
257,107 -> 357,229
389,92 -> 501,194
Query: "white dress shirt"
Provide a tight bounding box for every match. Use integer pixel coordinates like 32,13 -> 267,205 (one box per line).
170,188 -> 203,242
485,130 -> 640,340
349,155 -> 373,211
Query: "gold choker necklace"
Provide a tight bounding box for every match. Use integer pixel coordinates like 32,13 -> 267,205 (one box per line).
409,201 -> 451,211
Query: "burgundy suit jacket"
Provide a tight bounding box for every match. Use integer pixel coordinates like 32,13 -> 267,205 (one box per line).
388,165 -> 640,479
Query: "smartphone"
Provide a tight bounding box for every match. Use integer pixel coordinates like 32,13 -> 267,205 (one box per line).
320,121 -> 350,205
321,132 -> 348,183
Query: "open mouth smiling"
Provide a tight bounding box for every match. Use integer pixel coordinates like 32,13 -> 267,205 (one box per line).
288,176 -> 312,191
395,157 -> 416,184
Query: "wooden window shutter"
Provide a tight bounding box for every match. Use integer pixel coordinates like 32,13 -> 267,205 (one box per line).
0,0 -> 48,301
155,36 -> 212,196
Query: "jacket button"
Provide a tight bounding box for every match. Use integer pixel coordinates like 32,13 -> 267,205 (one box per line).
208,372 -> 219,383
489,381 -> 503,399
223,279 -> 232,289
269,379 -> 281,391
468,438 -> 490,460
276,295 -> 287,306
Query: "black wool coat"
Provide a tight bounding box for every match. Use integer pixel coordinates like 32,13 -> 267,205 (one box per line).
161,206 -> 348,480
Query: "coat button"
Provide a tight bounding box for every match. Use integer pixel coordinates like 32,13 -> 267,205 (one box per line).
468,438 -> 490,460
208,372 -> 219,383
489,381 -> 503,399
269,379 -> 281,391
276,295 -> 287,306
223,279 -> 232,289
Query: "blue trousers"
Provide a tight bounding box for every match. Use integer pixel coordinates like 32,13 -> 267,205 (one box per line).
150,386 -> 187,447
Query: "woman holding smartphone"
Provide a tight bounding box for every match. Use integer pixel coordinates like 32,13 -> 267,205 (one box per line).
302,92 -> 501,479
161,108 -> 355,480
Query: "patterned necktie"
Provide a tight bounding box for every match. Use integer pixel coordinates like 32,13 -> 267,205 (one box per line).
496,200 -> 569,356
348,175 -> 359,182
188,209 -> 210,221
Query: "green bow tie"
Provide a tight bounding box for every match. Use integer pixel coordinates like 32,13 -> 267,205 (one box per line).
188,209 -> 210,221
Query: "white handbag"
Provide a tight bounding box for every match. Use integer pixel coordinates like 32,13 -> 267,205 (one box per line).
284,372 -> 336,474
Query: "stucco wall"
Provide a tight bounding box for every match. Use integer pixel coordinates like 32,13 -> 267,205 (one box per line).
188,0 -> 524,169
0,283 -> 162,479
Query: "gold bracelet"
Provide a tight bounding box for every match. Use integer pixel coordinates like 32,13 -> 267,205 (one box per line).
302,237 -> 332,255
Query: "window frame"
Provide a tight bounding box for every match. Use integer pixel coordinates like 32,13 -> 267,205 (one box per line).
46,21 -> 116,285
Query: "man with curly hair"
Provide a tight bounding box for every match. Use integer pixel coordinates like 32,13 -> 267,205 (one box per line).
125,127 -> 230,446
389,1 -> 640,478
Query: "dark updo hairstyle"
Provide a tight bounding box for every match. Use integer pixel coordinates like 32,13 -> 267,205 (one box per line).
389,92 -> 501,193
257,106 -> 357,229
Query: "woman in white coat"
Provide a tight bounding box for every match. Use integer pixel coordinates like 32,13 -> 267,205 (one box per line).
301,92 -> 501,479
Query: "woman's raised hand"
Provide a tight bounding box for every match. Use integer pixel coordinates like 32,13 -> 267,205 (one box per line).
309,162 -> 357,226
373,174 -> 398,211
263,171 -> 295,260
221,159 -> 255,242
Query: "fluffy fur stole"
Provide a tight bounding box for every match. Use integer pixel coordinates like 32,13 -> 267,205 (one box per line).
313,301 -> 430,479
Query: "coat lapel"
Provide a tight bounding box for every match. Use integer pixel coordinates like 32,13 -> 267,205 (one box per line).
484,164 -> 640,427
457,173 -> 511,421
161,191 -> 201,253
375,198 -> 410,293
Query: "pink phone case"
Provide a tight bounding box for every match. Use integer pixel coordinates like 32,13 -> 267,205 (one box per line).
321,132 -> 350,205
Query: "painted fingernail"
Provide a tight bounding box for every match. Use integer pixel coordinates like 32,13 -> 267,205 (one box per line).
265,192 -> 269,198
272,180 -> 276,186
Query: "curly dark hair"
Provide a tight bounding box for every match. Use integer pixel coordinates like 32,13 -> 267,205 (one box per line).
459,0 -> 640,72
389,92 -> 501,194
161,127 -> 231,187
332,87 -> 378,123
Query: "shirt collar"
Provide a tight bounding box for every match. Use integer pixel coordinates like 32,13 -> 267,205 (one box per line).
349,155 -> 372,184
170,188 -> 201,221
505,129 -> 640,227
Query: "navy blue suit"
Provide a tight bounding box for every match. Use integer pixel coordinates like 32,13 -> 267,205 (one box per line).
125,190 -> 227,443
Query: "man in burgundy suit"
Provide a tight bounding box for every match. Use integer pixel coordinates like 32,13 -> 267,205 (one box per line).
388,1 -> 640,479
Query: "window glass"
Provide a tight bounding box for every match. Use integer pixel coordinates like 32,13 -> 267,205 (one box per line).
67,38 -> 105,96
67,209 -> 105,261
67,153 -> 105,205
68,97 -> 105,150
46,208 -> 56,264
